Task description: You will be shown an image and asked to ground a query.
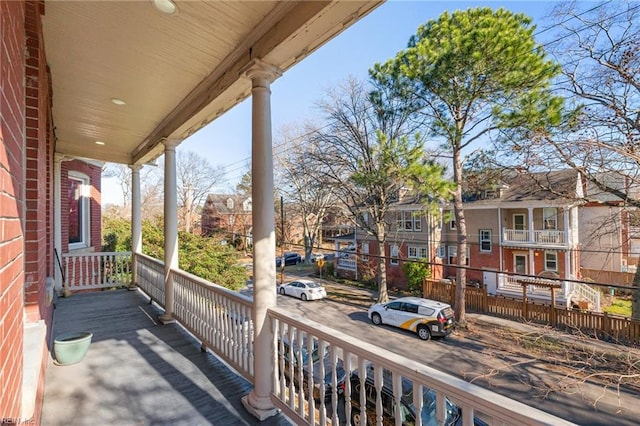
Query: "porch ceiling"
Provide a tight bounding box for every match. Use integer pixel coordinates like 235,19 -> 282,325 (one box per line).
43,0 -> 382,165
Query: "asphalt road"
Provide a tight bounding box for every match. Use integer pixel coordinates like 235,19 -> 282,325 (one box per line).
274,282 -> 640,426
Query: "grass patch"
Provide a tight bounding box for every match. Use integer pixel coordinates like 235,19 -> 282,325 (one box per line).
604,299 -> 632,317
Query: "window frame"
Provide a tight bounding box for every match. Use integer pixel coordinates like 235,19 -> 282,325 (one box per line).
544,250 -> 558,271
361,242 -> 369,261
479,229 -> 492,253
408,245 -> 428,259
67,171 -> 91,250
543,207 -> 558,230
390,244 -> 399,265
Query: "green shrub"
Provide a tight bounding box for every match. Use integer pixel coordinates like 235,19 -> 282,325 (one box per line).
402,260 -> 431,295
106,216 -> 247,291
102,217 -> 132,252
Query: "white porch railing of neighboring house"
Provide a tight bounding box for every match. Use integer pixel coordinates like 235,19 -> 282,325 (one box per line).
62,251 -> 132,291
533,229 -> 566,244
503,229 -> 567,245
566,281 -> 602,312
268,307 -> 573,426
127,252 -> 572,425
336,257 -> 356,270
497,274 -> 601,312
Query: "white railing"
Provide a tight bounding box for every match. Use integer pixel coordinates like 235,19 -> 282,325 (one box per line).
62,251 -> 132,291
172,268 -> 254,381
135,253 -> 165,306
567,281 -> 601,312
503,229 -> 529,242
533,229 -> 566,245
498,274 -> 567,298
503,229 -> 567,246
337,257 -> 356,270
268,307 -> 574,426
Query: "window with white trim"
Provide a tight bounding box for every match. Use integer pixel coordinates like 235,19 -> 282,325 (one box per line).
479,229 -> 492,252
545,251 -> 558,271
361,242 -> 369,261
448,245 -> 470,265
408,246 -> 428,259
448,211 -> 456,230
447,246 -> 457,265
396,211 -> 421,231
390,244 -> 399,265
68,172 -> 90,249
436,246 -> 446,258
543,208 -> 557,230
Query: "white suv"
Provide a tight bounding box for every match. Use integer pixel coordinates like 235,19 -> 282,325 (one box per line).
367,297 -> 454,340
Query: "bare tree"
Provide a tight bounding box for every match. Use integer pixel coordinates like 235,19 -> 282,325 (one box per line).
161,150 -> 225,233
275,125 -> 338,263
307,77 -> 450,303
483,1 -> 640,319
103,163 -> 132,209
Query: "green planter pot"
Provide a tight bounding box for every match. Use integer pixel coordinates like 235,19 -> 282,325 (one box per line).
54,331 -> 93,365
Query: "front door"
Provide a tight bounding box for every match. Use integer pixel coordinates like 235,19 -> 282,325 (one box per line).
514,254 -> 527,274
513,214 -> 527,241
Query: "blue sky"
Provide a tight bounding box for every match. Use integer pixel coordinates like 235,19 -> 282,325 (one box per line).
103,1 -> 559,205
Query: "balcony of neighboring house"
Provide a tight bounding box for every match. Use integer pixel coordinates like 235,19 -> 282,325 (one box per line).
42,251 -> 573,425
501,206 -> 571,249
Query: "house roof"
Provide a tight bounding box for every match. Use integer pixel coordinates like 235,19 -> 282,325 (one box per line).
462,169 -> 582,208
204,194 -> 251,214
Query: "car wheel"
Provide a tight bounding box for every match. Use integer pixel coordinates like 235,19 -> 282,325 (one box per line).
301,293 -> 308,301
417,325 -> 431,341
351,411 -> 364,426
279,287 -> 285,295
371,312 -> 382,325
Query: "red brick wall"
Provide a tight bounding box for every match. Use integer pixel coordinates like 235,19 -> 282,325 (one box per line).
61,159 -> 102,253
0,0 -> 26,418
24,0 -> 52,325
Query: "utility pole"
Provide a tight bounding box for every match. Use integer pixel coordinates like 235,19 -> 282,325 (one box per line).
280,196 -> 285,285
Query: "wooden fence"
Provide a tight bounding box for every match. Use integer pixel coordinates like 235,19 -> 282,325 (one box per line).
580,268 -> 636,287
423,279 -> 640,346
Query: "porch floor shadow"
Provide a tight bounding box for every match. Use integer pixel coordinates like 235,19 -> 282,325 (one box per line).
41,289 -> 292,426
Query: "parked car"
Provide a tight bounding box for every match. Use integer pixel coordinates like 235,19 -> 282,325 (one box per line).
349,363 -> 488,426
367,297 -> 454,340
278,279 -> 327,301
275,252 -> 302,267
279,337 -> 346,401
310,253 -> 325,263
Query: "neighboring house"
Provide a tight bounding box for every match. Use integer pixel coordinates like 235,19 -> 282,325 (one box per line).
338,191 -> 439,289
441,170 -> 583,292
342,170 -> 633,310
201,194 -> 253,247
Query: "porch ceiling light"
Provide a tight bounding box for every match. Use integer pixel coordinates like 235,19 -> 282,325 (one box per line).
110,98 -> 126,106
151,0 -> 177,15
95,141 -> 105,145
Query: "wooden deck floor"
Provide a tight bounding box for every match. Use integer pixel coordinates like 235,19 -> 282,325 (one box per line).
41,289 -> 292,426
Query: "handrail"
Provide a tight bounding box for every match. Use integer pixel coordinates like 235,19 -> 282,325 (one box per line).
268,306 -> 574,426
62,251 -> 132,291
172,268 -> 254,381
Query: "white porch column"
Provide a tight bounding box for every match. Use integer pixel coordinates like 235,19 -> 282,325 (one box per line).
241,60 -> 281,421
130,164 -> 142,287
159,141 -> 179,324
527,207 -> 534,242
563,207 -> 570,245
53,154 -> 63,293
